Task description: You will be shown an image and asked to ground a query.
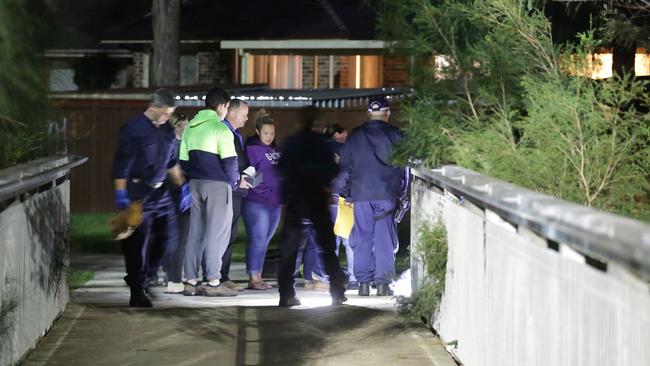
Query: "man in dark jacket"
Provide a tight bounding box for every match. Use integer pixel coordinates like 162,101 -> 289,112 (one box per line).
277,107 -> 348,307
333,97 -> 406,296
218,98 -> 252,291
111,88 -> 186,307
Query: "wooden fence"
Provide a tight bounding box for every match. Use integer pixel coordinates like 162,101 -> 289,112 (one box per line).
58,98 -> 402,212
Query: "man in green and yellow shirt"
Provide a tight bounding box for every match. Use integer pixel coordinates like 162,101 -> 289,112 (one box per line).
179,87 -> 243,297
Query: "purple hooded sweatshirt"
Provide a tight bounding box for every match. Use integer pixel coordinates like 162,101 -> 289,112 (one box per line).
245,136 -> 283,205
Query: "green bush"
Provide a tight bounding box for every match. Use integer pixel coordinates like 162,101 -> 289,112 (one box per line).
397,221 -> 448,321
0,0 -> 55,169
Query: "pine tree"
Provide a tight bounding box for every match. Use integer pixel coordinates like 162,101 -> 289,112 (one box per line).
0,0 -> 53,168
378,0 -> 650,220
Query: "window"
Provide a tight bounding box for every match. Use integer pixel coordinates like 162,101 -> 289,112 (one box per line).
241,54 -> 303,89
346,55 -> 383,88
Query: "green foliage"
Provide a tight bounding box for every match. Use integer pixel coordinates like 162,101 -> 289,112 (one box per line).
397,221 -> 448,321
379,0 -> 650,220
68,270 -> 94,290
0,0 -> 55,169
597,6 -> 650,49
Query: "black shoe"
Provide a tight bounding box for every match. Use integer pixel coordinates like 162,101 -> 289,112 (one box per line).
143,286 -> 158,300
347,281 -> 359,290
376,283 -> 394,296
331,294 -> 348,306
183,282 -> 203,296
279,297 -> 302,307
129,288 -> 153,308
358,282 -> 370,296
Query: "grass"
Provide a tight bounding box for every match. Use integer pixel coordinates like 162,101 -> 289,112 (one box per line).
397,221 -> 447,321
68,270 -> 94,289
70,212 -> 255,260
70,213 -> 120,254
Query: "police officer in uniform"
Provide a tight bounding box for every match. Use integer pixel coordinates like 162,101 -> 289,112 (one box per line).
333,97 -> 406,297
112,88 -> 189,307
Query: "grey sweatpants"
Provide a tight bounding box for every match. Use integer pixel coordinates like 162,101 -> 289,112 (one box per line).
184,179 -> 233,281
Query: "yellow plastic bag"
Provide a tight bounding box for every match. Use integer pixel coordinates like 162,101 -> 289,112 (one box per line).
333,197 -> 354,239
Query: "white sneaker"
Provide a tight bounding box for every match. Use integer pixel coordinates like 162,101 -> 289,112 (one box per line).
165,282 -> 184,294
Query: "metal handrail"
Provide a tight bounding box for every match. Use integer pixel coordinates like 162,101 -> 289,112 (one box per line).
413,165 -> 650,279
0,155 -> 88,203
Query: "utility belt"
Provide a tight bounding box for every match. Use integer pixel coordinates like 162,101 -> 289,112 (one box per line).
130,178 -> 164,189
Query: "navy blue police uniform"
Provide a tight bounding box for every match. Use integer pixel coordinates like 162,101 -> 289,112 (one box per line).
332,99 -> 405,295
112,113 -> 179,296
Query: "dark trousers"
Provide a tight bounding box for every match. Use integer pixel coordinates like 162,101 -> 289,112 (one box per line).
350,200 -> 399,284
148,189 -> 190,284
278,189 -> 346,300
122,185 -> 178,290
220,194 -> 243,281
165,210 -> 189,282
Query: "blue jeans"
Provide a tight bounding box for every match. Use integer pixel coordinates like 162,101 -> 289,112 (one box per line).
294,225 -> 326,281
330,204 -> 356,282
242,200 -> 282,275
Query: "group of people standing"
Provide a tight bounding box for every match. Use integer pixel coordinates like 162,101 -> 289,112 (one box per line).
112,87 -> 407,308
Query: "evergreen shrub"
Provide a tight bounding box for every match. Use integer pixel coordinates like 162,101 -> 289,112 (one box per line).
379,0 -> 650,220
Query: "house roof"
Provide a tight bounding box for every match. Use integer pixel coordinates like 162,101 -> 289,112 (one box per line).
50,86 -> 414,109
100,0 -> 377,43
49,0 -> 152,48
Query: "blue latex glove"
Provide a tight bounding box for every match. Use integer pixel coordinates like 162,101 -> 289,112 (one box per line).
115,189 -> 131,210
179,183 -> 191,213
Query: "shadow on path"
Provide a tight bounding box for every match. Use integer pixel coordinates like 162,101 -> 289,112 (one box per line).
23,254 -> 454,366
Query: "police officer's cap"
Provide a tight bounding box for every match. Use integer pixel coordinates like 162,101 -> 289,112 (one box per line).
367,97 -> 390,112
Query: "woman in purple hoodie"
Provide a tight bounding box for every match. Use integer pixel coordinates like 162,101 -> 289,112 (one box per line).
242,110 -> 283,290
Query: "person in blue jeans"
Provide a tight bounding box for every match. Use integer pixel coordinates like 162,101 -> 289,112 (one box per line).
294,222 -> 329,291
276,107 -> 348,307
242,110 -> 283,290
323,124 -> 357,290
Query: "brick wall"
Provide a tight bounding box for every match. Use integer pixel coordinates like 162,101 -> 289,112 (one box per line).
133,52 -> 147,88
316,56 -> 332,87
338,56 -> 350,88
383,55 -> 410,87
302,56 -> 347,88
197,52 -> 231,85
303,56 -> 315,87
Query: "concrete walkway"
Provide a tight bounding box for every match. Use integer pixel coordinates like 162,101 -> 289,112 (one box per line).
23,254 -> 455,366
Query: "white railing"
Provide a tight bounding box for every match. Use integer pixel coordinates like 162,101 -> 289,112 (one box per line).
0,155 -> 86,366
410,166 -> 650,366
